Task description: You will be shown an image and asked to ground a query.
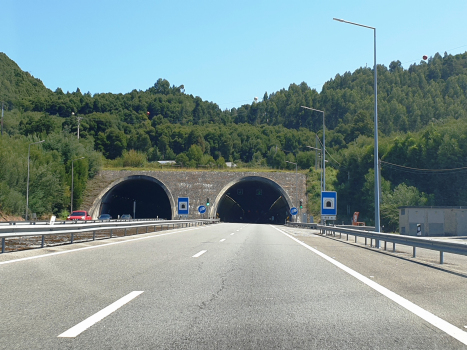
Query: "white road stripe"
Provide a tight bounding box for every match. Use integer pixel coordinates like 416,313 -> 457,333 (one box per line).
192,250 -> 207,258
230,233 -> 235,236
272,225 -> 467,346
220,239 -> 226,242
58,291 -> 144,338
0,226 -> 202,266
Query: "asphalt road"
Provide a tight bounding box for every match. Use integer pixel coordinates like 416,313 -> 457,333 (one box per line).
1,223 -> 467,349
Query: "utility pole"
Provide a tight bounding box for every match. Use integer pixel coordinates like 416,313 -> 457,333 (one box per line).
72,112 -> 83,139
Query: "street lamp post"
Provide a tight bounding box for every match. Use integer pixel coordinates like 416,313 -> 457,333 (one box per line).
306,146 -> 323,192
333,17 -> 380,233
71,157 -> 85,213
301,106 -> 325,191
26,140 -> 45,220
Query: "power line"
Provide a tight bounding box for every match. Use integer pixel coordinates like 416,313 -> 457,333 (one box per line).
380,160 -> 467,174
314,137 -> 341,166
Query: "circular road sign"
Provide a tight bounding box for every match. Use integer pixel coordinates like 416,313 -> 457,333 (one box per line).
290,207 -> 298,216
198,205 -> 207,214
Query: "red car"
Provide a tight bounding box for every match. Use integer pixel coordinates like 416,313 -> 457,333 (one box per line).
67,210 -> 92,221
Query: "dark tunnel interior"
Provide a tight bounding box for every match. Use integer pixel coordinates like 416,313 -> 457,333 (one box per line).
100,179 -> 171,220
216,180 -> 290,224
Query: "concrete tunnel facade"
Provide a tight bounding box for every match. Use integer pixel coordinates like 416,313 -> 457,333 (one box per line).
84,170 -> 307,224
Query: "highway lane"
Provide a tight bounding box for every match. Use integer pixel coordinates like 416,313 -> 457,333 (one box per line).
1,223 -> 466,349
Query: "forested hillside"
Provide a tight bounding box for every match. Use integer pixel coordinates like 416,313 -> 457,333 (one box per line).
1,51 -> 467,229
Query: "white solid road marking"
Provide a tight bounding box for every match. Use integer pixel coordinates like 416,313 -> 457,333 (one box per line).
230,233 -> 235,236
58,291 -> 144,338
0,227 -> 203,266
220,239 -> 226,242
192,250 -> 207,258
272,225 -> 467,346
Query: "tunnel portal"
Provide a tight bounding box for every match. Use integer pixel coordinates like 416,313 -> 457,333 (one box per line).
216,179 -> 290,224
100,177 -> 172,220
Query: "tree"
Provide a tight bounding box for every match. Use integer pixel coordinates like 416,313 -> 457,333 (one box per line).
187,144 -> 203,163
96,128 -> 127,159
381,183 -> 433,232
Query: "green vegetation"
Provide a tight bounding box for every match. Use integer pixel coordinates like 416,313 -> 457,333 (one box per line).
1,51 -> 467,229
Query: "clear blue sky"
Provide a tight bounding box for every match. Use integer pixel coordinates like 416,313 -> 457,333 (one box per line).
3,0 -> 467,110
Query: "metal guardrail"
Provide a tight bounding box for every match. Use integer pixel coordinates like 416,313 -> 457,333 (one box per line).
0,217 -> 167,227
0,219 -> 220,254
286,222 -> 467,265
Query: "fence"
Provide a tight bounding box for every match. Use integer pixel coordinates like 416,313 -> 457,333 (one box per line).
1,219 -> 219,254
286,222 -> 467,265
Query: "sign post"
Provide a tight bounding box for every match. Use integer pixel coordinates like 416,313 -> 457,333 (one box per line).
290,207 -> 298,221
321,191 -> 337,223
178,197 -> 189,217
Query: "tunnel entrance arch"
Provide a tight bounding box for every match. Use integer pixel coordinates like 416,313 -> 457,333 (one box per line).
89,175 -> 173,220
213,176 -> 292,224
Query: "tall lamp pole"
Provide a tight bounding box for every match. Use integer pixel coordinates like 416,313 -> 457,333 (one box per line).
71,157 -> 85,213
333,17 -> 380,233
26,140 -> 45,220
301,106 -> 325,191
306,146 -> 323,192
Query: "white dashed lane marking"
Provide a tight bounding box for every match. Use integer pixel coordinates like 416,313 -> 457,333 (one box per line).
58,291 -> 144,338
192,250 -> 207,258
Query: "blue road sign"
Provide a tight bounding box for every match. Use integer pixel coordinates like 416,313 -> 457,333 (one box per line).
178,197 -> 189,215
290,207 -> 298,216
321,191 -> 337,217
198,205 -> 206,214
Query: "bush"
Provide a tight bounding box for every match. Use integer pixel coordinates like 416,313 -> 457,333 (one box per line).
122,149 -> 147,167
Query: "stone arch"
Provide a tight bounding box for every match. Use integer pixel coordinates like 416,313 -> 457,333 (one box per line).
211,175 -> 293,223
88,175 -> 175,219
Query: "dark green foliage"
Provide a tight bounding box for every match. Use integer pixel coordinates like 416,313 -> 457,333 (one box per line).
2,50 -> 467,227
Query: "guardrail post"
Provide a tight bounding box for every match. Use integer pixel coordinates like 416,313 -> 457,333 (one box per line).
365,238 -> 367,246
110,229 -> 113,238
146,226 -> 148,233
346,233 -> 349,241
375,239 -> 380,249
384,241 -> 387,250
1,237 -> 5,253
355,235 -> 357,243
124,228 -> 127,236
440,251 -> 444,264
41,235 -> 45,248
393,243 -> 396,252
93,231 -> 96,241
413,246 -> 416,258
136,227 -> 138,234
71,233 -> 74,244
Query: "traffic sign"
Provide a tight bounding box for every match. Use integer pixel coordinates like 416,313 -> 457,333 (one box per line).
290,207 -> 298,216
321,191 -> 337,218
178,197 -> 189,215
198,205 -> 206,214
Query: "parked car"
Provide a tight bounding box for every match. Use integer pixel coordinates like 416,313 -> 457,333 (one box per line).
67,211 -> 92,221
120,214 -> 132,220
98,214 -> 112,221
